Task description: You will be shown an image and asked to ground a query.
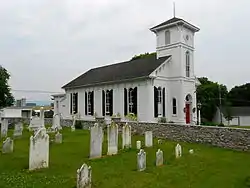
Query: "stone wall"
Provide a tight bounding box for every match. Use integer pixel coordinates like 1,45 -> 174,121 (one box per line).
59,119 -> 250,152
4,118 -> 250,151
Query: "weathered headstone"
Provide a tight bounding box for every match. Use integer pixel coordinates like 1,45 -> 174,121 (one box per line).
122,123 -> 131,149
157,139 -> 162,144
1,118 -> 8,138
55,132 -> 62,144
52,114 -> 62,130
40,107 -> 45,127
145,131 -> 153,147
107,121 -> 118,155
77,163 -> 92,188
90,123 -> 103,159
175,143 -> 182,158
71,115 -> 76,132
29,128 -> 49,170
137,149 -> 146,171
136,141 -> 141,150
2,137 -> 13,153
29,115 -> 43,132
156,149 -> 163,166
13,122 -> 23,137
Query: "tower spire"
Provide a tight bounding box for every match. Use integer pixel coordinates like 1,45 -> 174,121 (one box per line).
173,2 -> 176,17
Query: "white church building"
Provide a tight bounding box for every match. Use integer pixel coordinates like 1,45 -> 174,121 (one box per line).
54,17 -> 200,124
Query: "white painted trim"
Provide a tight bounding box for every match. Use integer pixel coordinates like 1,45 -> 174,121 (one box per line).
157,42 -> 194,51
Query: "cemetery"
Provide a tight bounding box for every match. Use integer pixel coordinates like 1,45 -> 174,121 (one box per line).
0,111 -> 250,188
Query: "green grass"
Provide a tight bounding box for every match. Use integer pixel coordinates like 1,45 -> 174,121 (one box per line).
0,128 -> 250,188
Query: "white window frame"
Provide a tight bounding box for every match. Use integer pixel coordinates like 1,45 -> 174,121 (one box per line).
165,30 -> 170,45
186,51 -> 190,77
87,92 -> 92,115
72,93 -> 77,114
105,90 -> 110,115
128,88 -> 133,113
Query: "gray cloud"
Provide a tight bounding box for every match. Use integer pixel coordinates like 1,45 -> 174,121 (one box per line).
0,0 -> 250,101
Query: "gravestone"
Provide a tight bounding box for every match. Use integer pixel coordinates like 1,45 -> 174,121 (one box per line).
137,149 -> 146,171
136,141 -> 141,150
1,118 -> 8,138
55,132 -> 62,144
2,137 -> 13,153
77,163 -> 92,188
52,114 -> 62,130
71,115 -> 76,131
29,115 -> 43,132
156,149 -> 163,166
29,128 -> 49,170
122,123 -> 131,149
107,122 -> 118,155
90,123 -> 103,159
13,122 -> 23,137
157,139 -> 162,144
145,131 -> 153,147
175,143 -> 182,158
40,107 -> 45,127
189,149 -> 194,154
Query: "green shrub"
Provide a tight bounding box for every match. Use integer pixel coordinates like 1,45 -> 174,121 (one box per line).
75,120 -> 83,129
218,123 -> 225,127
158,117 -> 167,123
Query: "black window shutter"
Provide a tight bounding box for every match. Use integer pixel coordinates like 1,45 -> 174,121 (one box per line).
85,92 -> 87,115
124,88 -> 127,116
75,93 -> 78,113
163,88 -> 165,117
91,91 -> 94,115
154,86 -> 158,117
102,90 -> 105,116
70,93 -> 73,114
110,89 -> 113,116
133,87 -> 137,115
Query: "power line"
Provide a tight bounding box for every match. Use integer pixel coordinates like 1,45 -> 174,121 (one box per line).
11,89 -> 62,94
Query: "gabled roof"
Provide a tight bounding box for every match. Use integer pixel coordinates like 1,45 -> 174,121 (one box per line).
221,106 -> 250,117
62,54 -> 171,89
150,17 -> 200,32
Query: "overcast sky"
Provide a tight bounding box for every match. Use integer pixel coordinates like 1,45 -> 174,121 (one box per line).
1,0 -> 250,102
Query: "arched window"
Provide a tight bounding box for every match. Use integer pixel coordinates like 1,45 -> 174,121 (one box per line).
128,88 -> 133,113
165,30 -> 170,45
172,98 -> 177,115
186,51 -> 190,77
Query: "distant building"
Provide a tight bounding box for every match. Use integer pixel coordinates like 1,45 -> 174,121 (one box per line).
15,98 -> 26,107
26,103 -> 37,107
213,107 -> 250,126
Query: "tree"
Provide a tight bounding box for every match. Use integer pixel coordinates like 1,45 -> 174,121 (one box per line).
223,101 -> 233,125
196,77 -> 228,122
0,66 -> 14,108
228,83 -> 250,106
131,52 -> 156,60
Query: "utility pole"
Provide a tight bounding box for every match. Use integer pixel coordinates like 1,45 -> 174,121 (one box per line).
218,84 -> 223,124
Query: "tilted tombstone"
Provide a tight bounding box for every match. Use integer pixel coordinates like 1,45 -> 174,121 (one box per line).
2,137 -> 13,153
29,128 -> 49,170
76,163 -> 92,188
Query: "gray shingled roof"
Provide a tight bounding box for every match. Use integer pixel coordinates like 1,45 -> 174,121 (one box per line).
62,54 -> 171,89
150,17 -> 199,32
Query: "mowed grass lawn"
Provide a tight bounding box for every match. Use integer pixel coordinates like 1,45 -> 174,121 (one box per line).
0,128 -> 250,188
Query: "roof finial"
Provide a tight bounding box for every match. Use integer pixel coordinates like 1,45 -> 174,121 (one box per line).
173,1 -> 176,17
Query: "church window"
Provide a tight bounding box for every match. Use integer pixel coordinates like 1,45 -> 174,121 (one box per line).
165,30 -> 170,45
172,98 -> 177,115
186,51 -> 190,77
